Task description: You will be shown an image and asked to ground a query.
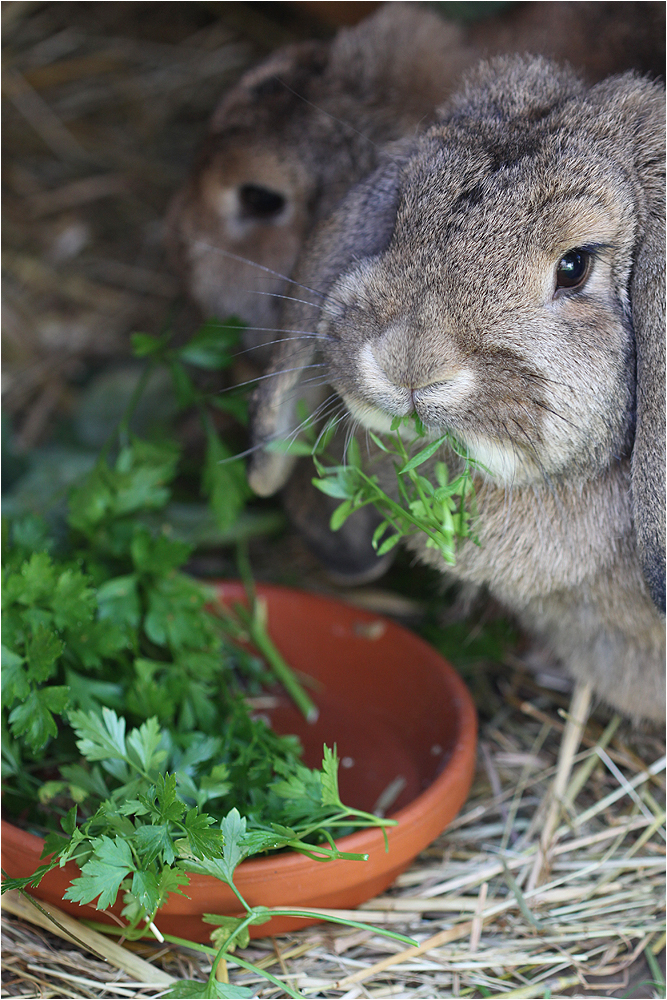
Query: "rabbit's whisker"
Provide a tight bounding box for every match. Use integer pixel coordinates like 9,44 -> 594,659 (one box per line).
278,394 -> 343,450
342,417 -> 362,465
272,74 -> 395,160
188,239 -> 326,299
247,289 -> 327,310
230,333 -> 330,360
215,364 -> 327,395
315,410 -> 348,452
217,395 -> 341,466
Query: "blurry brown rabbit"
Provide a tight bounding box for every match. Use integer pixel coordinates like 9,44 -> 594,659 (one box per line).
165,2 -> 477,584
165,3 -> 475,353
248,55 -> 665,722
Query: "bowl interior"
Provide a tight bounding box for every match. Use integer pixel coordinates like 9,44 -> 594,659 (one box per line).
219,582 -> 468,816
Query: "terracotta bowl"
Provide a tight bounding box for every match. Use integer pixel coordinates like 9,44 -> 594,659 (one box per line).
2,581 -> 477,942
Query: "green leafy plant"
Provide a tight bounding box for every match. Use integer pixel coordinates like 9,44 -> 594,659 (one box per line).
2,318 -> 407,998
131,316 -> 251,533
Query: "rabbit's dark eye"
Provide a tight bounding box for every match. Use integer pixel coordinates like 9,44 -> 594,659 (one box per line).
555,249 -> 591,291
238,184 -> 286,219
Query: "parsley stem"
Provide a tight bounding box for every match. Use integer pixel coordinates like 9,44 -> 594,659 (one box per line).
253,907 -> 418,946
226,954 -> 304,998
232,598 -> 319,724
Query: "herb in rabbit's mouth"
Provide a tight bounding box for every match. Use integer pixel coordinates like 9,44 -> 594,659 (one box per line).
272,412 -> 479,565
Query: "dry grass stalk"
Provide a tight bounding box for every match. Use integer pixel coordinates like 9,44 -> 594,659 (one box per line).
1,891 -> 175,986
527,680 -> 593,890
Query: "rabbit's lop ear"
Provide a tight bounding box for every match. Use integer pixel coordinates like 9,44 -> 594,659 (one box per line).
248,156 -> 404,498
599,74 -> 666,611
247,328 -> 322,497
631,187 -> 665,612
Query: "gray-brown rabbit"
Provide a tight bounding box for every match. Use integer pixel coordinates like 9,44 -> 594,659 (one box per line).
248,55 -> 666,723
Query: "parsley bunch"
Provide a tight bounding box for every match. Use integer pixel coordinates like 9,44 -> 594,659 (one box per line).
2,321 -> 405,998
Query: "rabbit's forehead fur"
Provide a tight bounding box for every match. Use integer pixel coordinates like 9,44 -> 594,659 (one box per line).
317,64 -> 663,487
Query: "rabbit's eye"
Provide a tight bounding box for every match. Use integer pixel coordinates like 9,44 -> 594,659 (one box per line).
238,184 -> 286,219
555,249 -> 591,291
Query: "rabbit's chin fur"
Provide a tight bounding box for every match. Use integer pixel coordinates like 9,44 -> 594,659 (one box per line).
249,55 -> 666,724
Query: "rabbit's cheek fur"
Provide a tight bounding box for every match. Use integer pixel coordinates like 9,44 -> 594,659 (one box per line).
320,259 -> 635,488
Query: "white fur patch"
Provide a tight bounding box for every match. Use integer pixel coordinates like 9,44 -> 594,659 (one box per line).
414,369 -> 477,410
465,436 -> 521,483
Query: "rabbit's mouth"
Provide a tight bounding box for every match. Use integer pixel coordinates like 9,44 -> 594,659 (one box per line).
342,391 -> 542,487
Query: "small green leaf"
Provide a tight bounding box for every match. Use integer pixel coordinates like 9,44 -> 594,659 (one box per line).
177,318 -> 242,370
368,431 -> 390,453
205,914 -> 251,952
70,706 -> 127,762
126,716 -> 166,772
130,529 -> 193,576
312,476 -> 355,500
164,981 -> 255,999
25,626 -> 64,682
329,499 -> 354,531
169,360 -> 197,408
346,437 -> 362,469
131,869 -> 160,913
68,466 -> 113,530
265,438 -> 315,456
131,332 -> 164,357
376,533 -> 402,556
61,805 -> 78,836
202,430 -> 249,533
320,745 -> 341,807
185,809 -> 222,858
96,575 -> 140,628
434,461 -> 449,488
220,808 -> 247,881
1,646 -> 28,704
133,823 -> 177,866
8,686 -> 69,750
38,780 -> 69,804
64,836 -> 134,909
16,552 -> 56,604
371,520 -> 390,550
49,568 -> 96,631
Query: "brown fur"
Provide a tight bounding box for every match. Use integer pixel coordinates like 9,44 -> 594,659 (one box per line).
248,56 -> 666,722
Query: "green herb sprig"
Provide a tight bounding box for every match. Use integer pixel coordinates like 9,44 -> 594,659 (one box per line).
272,413 -> 479,565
